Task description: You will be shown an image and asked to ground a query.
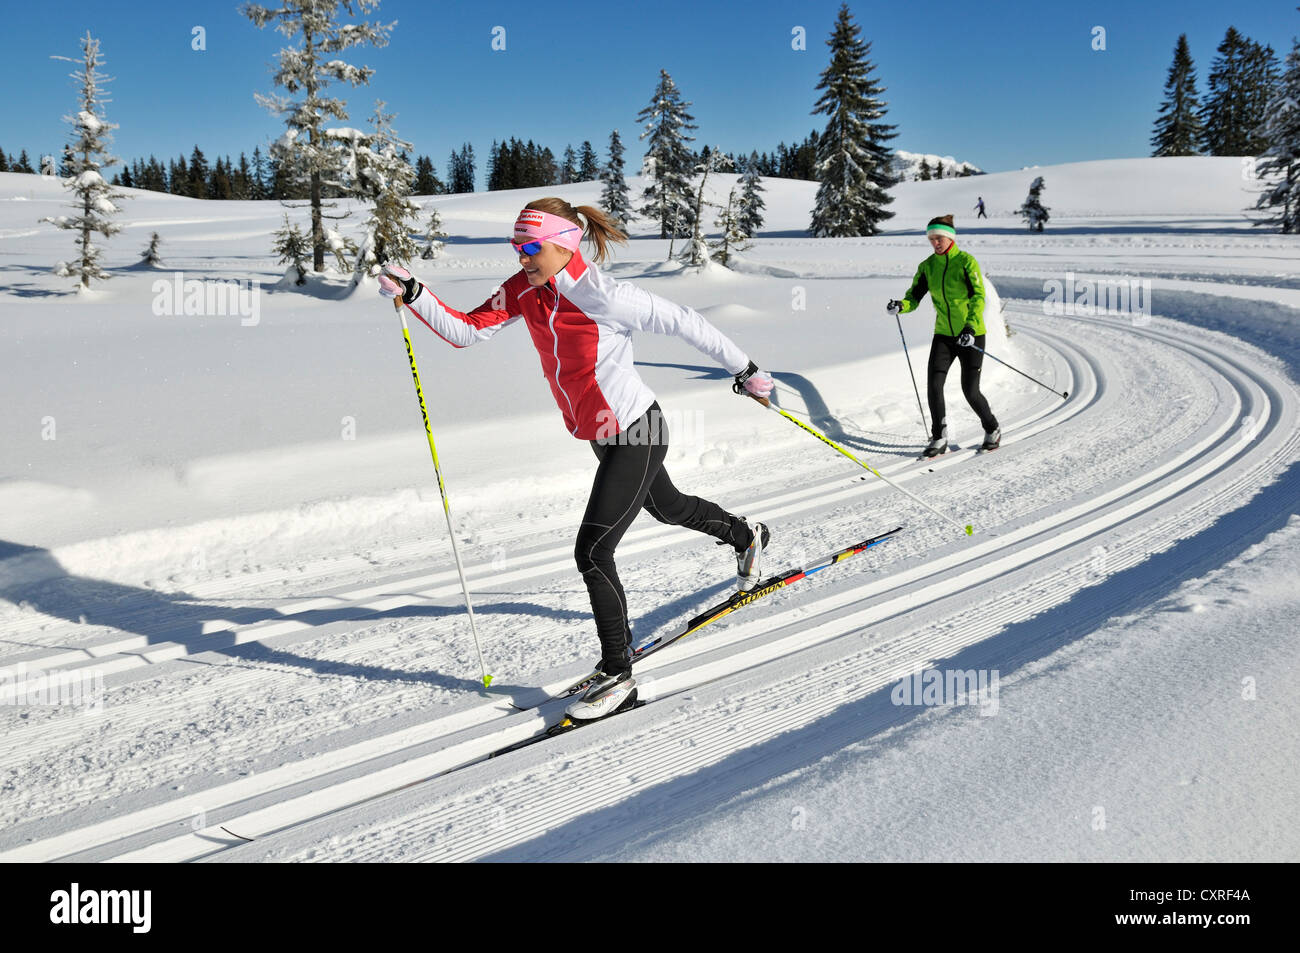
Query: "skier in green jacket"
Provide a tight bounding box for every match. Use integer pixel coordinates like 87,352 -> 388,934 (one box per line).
887,214 -> 1001,457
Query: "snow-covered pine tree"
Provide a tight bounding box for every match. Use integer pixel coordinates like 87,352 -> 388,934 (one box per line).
15,150 -> 36,174
560,145 -> 578,184
140,231 -> 163,267
414,155 -> 443,195
1018,176 -> 1049,231
918,157 -> 931,181
243,0 -> 393,271
685,147 -> 730,267
637,69 -> 697,240
1251,39 -> 1300,233
599,129 -> 634,228
420,208 -> 447,259
251,145 -> 269,199
1151,34 -> 1204,156
187,146 -> 209,199
327,100 -> 422,277
273,213 -> 310,284
712,185 -> 750,267
1200,28 -> 1279,156
809,3 -> 897,237
578,140 -> 599,181
42,31 -> 126,292
1242,40 -> 1282,156
736,152 -> 766,238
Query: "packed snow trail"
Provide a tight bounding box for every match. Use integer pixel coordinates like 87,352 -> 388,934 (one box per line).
3,299 -> 1295,863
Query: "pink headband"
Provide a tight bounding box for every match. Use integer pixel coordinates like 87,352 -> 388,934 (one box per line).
513,208 -> 584,252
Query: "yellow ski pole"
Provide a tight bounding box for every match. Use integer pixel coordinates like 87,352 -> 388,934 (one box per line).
393,294 -> 493,688
744,392 -> 974,537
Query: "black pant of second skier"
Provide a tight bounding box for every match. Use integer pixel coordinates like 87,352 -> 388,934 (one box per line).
927,333 -> 999,437
576,402 -> 751,675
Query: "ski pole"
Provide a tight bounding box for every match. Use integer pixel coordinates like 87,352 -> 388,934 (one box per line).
392,294 -> 493,689
966,342 -> 1068,400
745,393 -> 973,537
892,308 -> 929,438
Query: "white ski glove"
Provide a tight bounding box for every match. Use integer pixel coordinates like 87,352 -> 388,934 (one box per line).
957,326 -> 976,348
732,361 -> 774,398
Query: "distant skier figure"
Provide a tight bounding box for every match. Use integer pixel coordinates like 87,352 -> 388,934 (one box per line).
887,214 -> 1000,457
374,198 -> 773,722
974,196 -> 987,219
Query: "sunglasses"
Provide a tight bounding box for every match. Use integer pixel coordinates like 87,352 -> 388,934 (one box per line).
510,226 -> 579,257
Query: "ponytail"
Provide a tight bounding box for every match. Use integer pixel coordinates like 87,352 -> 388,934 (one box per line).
523,197 -> 628,265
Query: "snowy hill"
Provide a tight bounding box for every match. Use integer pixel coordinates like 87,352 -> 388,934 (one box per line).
890,149 -> 982,181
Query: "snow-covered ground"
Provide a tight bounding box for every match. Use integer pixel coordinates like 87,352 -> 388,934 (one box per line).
0,157 -> 1297,862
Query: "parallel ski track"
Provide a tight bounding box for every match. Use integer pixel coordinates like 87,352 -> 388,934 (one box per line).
205,309 -> 1297,864
7,306 -> 1294,863
0,324 -> 1080,861
0,332 -> 1075,692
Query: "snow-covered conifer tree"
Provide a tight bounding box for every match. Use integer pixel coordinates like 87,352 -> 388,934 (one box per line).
326,100 -> 421,276
578,141 -> 599,181
139,232 -> 163,267
243,0 -> 393,271
599,129 -> 633,228
637,70 -> 697,240
420,208 -> 447,259
42,31 -> 126,292
1018,176 -> 1049,231
1200,28 -> 1279,156
736,152 -> 766,238
560,145 -> 578,184
712,186 -> 750,267
684,148 -> 729,267
809,4 -> 897,237
1252,39 -> 1300,233
1151,34 -> 1204,156
273,213 -> 310,284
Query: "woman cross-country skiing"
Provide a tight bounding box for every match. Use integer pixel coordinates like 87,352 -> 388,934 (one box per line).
887,214 -> 1000,457
374,198 -> 774,721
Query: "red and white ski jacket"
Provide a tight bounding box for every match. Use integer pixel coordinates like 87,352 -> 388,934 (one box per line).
401,249 -> 751,440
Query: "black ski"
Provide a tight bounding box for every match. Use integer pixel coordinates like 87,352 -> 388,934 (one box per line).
507,526 -> 903,714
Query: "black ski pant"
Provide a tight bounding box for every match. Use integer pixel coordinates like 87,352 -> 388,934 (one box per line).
927,333 -> 999,438
577,402 -> 746,674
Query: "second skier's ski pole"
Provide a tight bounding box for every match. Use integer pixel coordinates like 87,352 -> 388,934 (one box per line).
892,309 -> 928,438
744,393 -> 973,537
393,293 -> 493,689
966,342 -> 1068,400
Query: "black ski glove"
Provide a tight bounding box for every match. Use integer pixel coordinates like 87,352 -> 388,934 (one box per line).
886,299 -> 902,315
957,326 -> 976,348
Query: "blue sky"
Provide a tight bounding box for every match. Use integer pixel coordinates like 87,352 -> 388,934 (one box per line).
2,0 -> 1297,184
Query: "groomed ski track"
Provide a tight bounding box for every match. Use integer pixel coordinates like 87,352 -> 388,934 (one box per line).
2,300 -> 1297,863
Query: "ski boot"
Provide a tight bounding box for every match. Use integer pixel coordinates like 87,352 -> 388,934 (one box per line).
735,520 -> 770,592
565,668 -> 637,722
922,423 -> 949,459
980,427 -> 1001,452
